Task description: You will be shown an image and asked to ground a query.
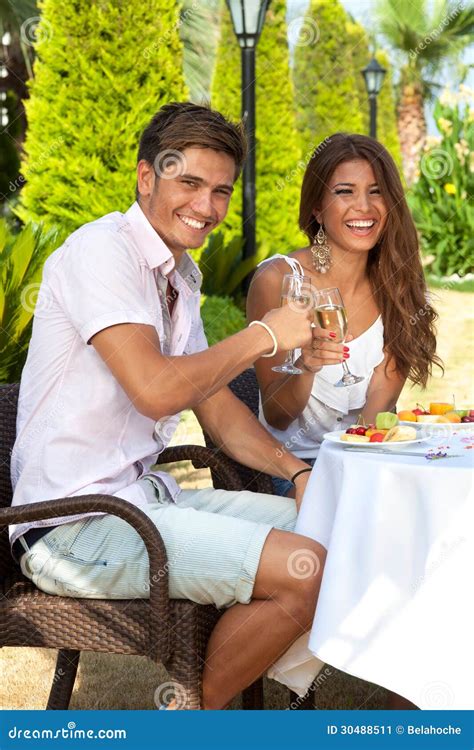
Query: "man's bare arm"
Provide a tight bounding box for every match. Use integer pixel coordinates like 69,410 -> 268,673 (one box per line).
91,303 -> 313,421
194,386 -> 306,480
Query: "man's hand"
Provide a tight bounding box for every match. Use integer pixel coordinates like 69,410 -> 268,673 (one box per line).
259,303 -> 314,353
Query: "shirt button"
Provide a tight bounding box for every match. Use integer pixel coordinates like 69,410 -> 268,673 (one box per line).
336,417 -> 343,422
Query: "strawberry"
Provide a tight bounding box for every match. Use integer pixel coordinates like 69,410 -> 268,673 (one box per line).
369,433 -> 384,442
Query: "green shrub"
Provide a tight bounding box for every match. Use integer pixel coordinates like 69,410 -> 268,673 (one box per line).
17,0 -> 187,233
0,220 -> 64,383
293,0 -> 401,167
373,49 -> 402,168
408,87 -> 474,277
191,231 -> 276,302
193,232 -> 252,297
211,0 -> 304,253
293,0 -> 365,151
347,26 -> 402,166
200,294 -> 246,346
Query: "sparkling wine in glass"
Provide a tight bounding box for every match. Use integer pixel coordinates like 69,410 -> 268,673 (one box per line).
314,287 -> 364,387
272,273 -> 314,375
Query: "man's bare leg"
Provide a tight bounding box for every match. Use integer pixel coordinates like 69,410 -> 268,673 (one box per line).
202,529 -> 326,710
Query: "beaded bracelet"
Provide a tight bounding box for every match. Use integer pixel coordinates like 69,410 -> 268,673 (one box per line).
248,320 -> 278,358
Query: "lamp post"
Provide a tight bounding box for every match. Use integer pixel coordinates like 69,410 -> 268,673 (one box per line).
361,57 -> 386,139
226,0 -> 270,262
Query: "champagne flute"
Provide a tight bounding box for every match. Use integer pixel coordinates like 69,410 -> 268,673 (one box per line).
272,273 -> 314,375
314,287 -> 364,387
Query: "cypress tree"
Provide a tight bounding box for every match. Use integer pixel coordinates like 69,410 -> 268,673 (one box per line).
211,0 -> 303,255
293,0 -> 401,168
293,0 -> 365,153
373,49 -> 402,168
17,0 -> 187,233
348,22 -> 401,166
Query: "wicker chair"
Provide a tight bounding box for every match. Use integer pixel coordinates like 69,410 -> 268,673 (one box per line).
203,368 -> 274,495
204,368 -> 316,709
0,383 -> 263,710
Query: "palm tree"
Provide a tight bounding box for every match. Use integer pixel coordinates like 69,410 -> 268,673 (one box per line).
179,0 -> 220,103
375,0 -> 474,185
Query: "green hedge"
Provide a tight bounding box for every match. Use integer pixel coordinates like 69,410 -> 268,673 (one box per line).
200,294 -> 246,346
373,49 -> 402,168
294,0 -> 364,151
293,0 -> 401,167
17,0 -> 187,233
211,0 -> 304,253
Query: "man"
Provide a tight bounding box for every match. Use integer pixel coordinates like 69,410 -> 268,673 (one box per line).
10,102 -> 326,710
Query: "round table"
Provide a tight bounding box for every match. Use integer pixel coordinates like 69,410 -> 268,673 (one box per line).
268,430 -> 474,710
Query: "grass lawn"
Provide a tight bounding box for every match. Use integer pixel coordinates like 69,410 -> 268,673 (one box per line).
399,287 -> 474,408
1,287 -> 472,710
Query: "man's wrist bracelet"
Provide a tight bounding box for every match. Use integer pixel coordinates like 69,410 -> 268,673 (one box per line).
248,320 -> 278,358
290,467 -> 313,484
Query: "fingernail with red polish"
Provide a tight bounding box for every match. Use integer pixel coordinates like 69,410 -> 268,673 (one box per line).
343,346 -> 349,352
329,332 -> 337,338
343,352 -> 350,358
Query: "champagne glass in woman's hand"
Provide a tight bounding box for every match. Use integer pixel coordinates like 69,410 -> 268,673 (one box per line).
272,273 -> 314,375
314,287 -> 364,387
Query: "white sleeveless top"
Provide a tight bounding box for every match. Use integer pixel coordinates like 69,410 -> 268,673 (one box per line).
257,255 -> 385,458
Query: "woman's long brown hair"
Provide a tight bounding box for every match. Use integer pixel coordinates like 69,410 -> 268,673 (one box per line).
299,133 -> 443,387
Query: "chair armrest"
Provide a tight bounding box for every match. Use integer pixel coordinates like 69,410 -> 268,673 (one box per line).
157,445 -> 244,491
0,495 -> 170,660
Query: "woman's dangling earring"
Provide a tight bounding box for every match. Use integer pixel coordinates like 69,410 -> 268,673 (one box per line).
311,225 -> 332,274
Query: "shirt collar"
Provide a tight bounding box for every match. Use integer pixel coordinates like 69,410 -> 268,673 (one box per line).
125,201 -> 174,275
124,201 -> 202,292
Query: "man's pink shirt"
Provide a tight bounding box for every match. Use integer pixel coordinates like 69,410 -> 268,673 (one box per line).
10,202 -> 208,547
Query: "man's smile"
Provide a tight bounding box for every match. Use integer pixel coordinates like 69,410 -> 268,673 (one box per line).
177,213 -> 211,231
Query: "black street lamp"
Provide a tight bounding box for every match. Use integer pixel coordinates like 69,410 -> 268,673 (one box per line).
361,57 -> 386,139
226,0 -> 270,261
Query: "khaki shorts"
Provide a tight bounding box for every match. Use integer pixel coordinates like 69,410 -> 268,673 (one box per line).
19,481 -> 297,609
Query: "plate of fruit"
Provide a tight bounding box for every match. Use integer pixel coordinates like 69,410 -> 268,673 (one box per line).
398,402 -> 474,429
324,412 -> 431,447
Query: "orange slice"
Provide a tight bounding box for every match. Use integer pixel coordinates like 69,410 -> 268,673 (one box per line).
430,402 -> 455,416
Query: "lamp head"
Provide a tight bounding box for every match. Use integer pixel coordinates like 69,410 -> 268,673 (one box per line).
225,0 -> 271,48
362,57 -> 387,97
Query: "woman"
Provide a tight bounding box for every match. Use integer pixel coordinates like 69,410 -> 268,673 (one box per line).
247,133 -> 442,496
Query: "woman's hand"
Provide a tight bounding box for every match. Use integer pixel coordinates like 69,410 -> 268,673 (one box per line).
295,329 -> 354,374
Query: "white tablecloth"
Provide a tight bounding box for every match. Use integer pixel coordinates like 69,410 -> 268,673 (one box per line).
268,431 -> 474,709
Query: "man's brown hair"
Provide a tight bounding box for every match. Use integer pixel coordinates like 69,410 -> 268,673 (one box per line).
137,101 -> 247,180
